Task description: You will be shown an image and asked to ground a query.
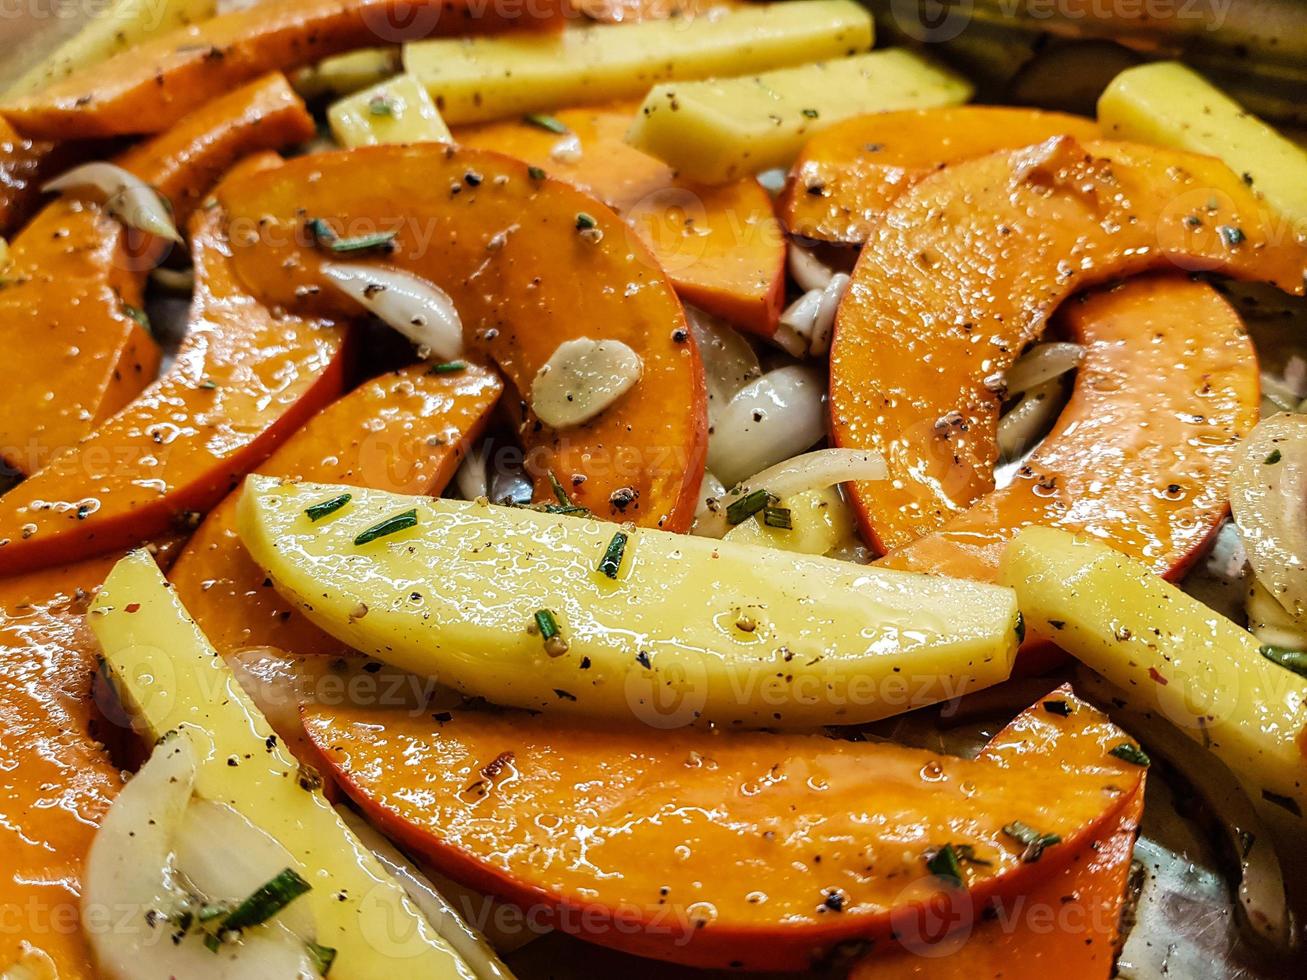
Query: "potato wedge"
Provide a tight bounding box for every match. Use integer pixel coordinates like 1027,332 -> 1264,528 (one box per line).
90,550 -> 474,979
1000,525 -> 1307,823
237,477 -> 1021,728
626,49 -> 971,184
329,72 -> 451,147
1098,62 -> 1307,243
404,0 -> 874,124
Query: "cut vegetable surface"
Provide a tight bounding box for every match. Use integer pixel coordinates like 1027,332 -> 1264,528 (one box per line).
627,49 -> 972,185
237,477 -> 1022,727
1001,526 -> 1307,824
302,684 -> 1142,969
0,72 -> 315,477
216,143 -> 706,528
878,276 -> 1258,583
0,207 -> 348,574
404,0 -> 874,124
831,137 -> 1307,557
457,102 -> 785,334
1,0 -> 568,140
780,106 -> 1099,244
90,550 -> 475,979
170,362 -> 502,660
329,72 -> 453,147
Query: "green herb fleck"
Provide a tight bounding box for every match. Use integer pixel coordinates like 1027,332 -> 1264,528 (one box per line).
122,304 -> 150,329
726,488 -> 773,525
368,95 -> 395,117
197,903 -> 229,922
1260,644 -> 1307,680
1265,449 -> 1282,465
527,165 -> 547,181
353,508 -> 418,546
1109,742 -> 1151,767
306,941 -> 337,976
203,931 -> 222,953
575,212 -> 598,231
305,493 -> 351,522
1218,225 -> 1246,246
1002,821 -> 1062,862
328,230 -> 397,254
428,360 -> 466,374
547,469 -> 573,506
598,531 -> 628,579
535,608 -> 560,640
198,378 -> 217,390
801,108 -> 819,119
925,843 -> 964,886
762,506 -> 792,530
524,113 -> 569,134
221,868 -> 311,932
305,217 -> 336,245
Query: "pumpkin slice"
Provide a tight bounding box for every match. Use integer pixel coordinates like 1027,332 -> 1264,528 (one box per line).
0,73 -> 315,478
831,137 -> 1307,556
457,102 -> 784,334
302,687 -> 1141,970
0,207 -> 348,575
0,0 -> 566,141
878,276 -> 1258,582
216,144 -> 706,528
851,684 -> 1145,977
170,362 -> 502,659
779,106 -> 1099,244
0,120 -> 90,237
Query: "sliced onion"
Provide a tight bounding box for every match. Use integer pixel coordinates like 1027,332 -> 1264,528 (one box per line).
489,465 -> 533,507
338,808 -> 515,979
788,243 -> 834,293
779,288 -> 822,344
706,364 -> 826,487
997,377 -> 1064,462
689,470 -> 727,535
694,447 -> 885,539
686,306 -> 760,422
44,162 -> 182,243
1247,578 -> 1307,651
1076,669 -> 1295,951
1004,341 -> 1084,397
321,262 -> 463,361
453,447 -> 490,502
768,322 -> 808,358
529,337 -> 642,429
1229,413 -> 1307,625
809,272 -> 849,358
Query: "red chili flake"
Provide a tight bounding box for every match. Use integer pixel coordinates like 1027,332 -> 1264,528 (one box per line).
124,602 -> 140,614
1148,667 -> 1168,686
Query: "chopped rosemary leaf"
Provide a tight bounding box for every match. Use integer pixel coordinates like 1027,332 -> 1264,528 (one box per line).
305,493 -> 351,522
221,867 -> 312,932
428,360 -> 466,374
197,903 -> 229,922
368,95 -> 395,117
328,230 -> 397,254
1109,741 -> 1151,767
305,217 -> 336,245
924,843 -> 964,885
524,112 -> 569,134
1002,820 -> 1061,862
353,508 -> 418,546
535,608 -> 560,641
574,212 -> 598,231
726,488 -> 772,525
122,304 -> 150,329
1218,224 -> 1246,246
527,165 -> 547,181
203,931 -> 222,953
1260,644 -> 1307,680
547,469 -> 573,506
598,531 -> 628,579
306,941 -> 338,976
538,503 -> 591,517
1265,449 -> 1282,465
762,505 -> 792,530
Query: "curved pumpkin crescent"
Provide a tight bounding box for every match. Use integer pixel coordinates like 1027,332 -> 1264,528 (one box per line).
831,136 -> 1307,558
215,143 -> 708,530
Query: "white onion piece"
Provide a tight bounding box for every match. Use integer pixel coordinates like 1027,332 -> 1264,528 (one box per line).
489,465 -> 533,507
44,162 -> 182,243
530,337 -> 642,429
321,262 -> 463,361
755,169 -> 787,196
1004,341 -> 1084,397
768,322 -> 808,358
997,377 -> 1063,462
453,447 -> 489,502
707,364 -> 826,487
1229,413 -> 1307,625
809,272 -> 849,358
788,243 -> 834,293
1247,578 -> 1307,652
1076,669 -> 1296,951
82,733 -> 318,979
686,306 -> 760,422
338,808 -> 515,980
694,448 -> 886,539
689,470 -> 726,535
549,133 -> 583,164
779,288 -> 822,345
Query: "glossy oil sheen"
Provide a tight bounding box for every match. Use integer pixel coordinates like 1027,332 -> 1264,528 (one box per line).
218,144 -> 708,529
880,276 -> 1258,582
832,137 -> 1307,557
303,687 -> 1142,970
458,102 -> 786,335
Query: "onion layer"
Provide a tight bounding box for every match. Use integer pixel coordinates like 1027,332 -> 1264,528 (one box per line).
321,262 -> 463,361
997,377 -> 1064,462
706,364 -> 826,487
44,162 -> 182,243
686,307 -> 760,423
1003,341 -> 1084,397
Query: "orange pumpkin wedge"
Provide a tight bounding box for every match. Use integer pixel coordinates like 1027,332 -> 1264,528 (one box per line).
852,685 -> 1145,977
0,208 -> 349,575
878,276 -> 1258,582
458,103 -> 785,334
0,120 -> 92,237
170,362 -> 502,659
780,106 -> 1099,244
0,73 -> 315,478
831,137 -> 1307,557
216,144 -> 707,529
0,0 -> 567,141
302,689 -> 1142,970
